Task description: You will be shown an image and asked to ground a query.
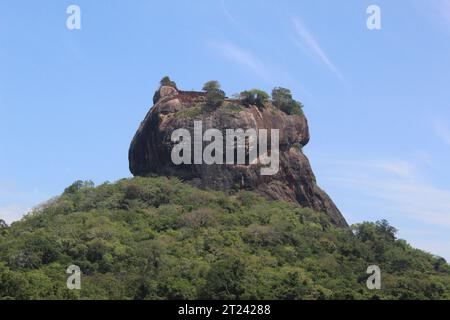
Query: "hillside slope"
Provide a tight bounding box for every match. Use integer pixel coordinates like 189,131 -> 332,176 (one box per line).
0,177 -> 449,300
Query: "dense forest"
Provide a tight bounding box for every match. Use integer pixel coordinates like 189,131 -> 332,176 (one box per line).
0,176 -> 449,300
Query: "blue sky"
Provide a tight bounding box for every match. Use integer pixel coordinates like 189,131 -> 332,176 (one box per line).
1,0 -> 450,260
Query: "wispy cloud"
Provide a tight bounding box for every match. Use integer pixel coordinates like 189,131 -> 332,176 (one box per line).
318,157 -> 450,259
326,158 -> 450,226
209,40 -> 312,99
436,0 -> 450,25
0,205 -> 29,224
0,181 -> 49,224
371,160 -> 416,177
332,173 -> 450,228
220,0 -> 254,40
415,0 -> 450,31
291,17 -> 346,83
220,0 -> 237,25
433,121 -> 450,146
211,41 -> 273,83
219,0 -> 265,43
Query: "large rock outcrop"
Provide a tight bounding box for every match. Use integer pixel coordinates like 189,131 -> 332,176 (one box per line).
129,86 -> 348,227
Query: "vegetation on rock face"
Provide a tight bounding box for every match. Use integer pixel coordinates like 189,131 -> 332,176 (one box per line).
174,104 -> 205,119
155,77 -> 304,117
202,80 -> 226,111
240,90 -> 270,109
0,177 -> 449,300
205,90 -> 225,111
223,102 -> 245,113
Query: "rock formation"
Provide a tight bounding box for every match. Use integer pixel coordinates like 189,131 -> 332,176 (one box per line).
129,85 -> 348,227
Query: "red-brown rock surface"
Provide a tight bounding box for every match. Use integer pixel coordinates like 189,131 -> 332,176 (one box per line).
129,86 -> 348,227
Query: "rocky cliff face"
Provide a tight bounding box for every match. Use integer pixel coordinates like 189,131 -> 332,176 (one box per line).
129,86 -> 348,227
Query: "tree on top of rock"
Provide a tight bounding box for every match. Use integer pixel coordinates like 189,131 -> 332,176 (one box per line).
271,87 -> 304,116
202,80 -> 221,92
203,80 -> 225,111
159,76 -> 177,89
272,87 -> 293,107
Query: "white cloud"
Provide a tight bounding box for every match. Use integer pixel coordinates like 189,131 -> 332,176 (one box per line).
291,17 -> 346,83
410,240 -> 450,260
371,160 -> 416,177
219,0 -> 268,43
437,0 -> 450,25
325,158 -> 450,226
0,182 -> 49,224
220,0 -> 237,25
319,157 -> 450,260
414,0 -> 450,31
0,205 -> 29,224
433,121 -> 450,146
319,159 -> 417,179
211,41 -> 273,83
209,40 -> 313,98
337,160 -> 416,178
332,174 -> 450,227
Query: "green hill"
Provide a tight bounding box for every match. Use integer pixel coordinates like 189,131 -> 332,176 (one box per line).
0,176 -> 449,300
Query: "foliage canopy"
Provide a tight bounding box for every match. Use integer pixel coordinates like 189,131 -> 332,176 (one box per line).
0,177 -> 449,300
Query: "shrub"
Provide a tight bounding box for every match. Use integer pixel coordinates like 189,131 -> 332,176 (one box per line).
205,89 -> 225,111
182,208 -> 217,228
240,89 -> 269,109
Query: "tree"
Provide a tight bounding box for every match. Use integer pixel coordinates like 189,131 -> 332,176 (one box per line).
202,80 -> 225,111
375,219 -> 397,242
253,90 -> 269,108
272,87 -> 293,108
271,87 -> 304,116
281,100 -> 303,116
182,208 -> 217,228
0,263 -> 30,299
63,180 -> 95,195
205,89 -> 225,111
1,175 -> 450,300
159,76 -> 177,89
202,80 -> 221,92
434,256 -> 449,272
202,256 -> 246,299
0,219 -> 7,236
